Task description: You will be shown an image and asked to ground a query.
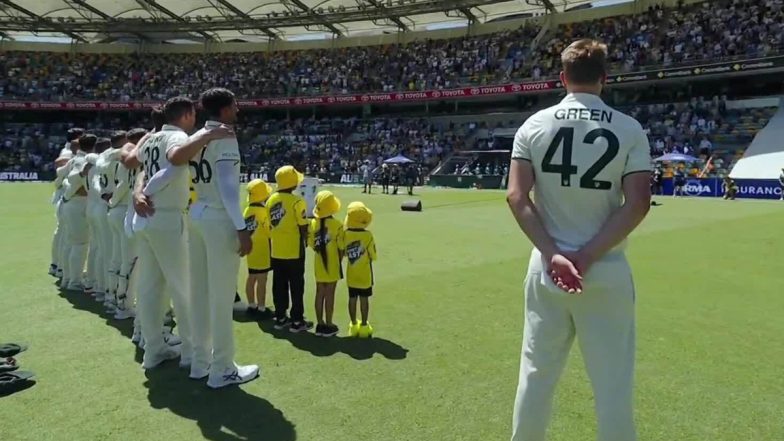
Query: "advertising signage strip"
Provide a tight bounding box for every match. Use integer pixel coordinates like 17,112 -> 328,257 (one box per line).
2,55 -> 783,111
0,81 -> 556,111
606,55 -> 784,84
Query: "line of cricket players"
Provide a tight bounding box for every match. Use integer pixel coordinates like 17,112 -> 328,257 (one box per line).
50,89 -> 259,388
50,87 -> 380,389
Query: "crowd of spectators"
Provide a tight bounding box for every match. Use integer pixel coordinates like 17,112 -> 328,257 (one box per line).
4,93 -> 764,179
242,117 -> 464,179
0,116 -> 465,179
629,95 -> 728,158
1,0 -> 782,101
533,0 -> 784,78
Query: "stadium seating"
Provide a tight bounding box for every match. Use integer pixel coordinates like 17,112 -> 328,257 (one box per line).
1,1 -> 782,101
2,96 -> 775,179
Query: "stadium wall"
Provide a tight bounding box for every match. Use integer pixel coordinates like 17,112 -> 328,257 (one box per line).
0,0 -> 701,54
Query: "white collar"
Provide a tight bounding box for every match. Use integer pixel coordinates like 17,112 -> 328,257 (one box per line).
560,93 -> 605,105
161,124 -> 184,132
205,120 -> 231,129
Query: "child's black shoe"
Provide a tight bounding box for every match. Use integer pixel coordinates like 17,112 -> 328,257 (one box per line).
289,321 -> 314,333
322,324 -> 339,338
273,317 -> 290,330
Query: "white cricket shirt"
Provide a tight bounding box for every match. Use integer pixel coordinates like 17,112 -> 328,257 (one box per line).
138,124 -> 190,211
190,120 -> 241,210
512,93 -> 651,252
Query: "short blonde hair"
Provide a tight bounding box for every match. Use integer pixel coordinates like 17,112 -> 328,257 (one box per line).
561,39 -> 608,85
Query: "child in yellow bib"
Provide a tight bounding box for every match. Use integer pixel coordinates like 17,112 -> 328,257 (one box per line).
343,201 -> 377,338
268,165 -> 312,333
243,179 -> 273,318
308,191 -> 345,337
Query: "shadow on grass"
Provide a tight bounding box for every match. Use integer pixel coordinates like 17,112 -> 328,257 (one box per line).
254,318 -> 409,360
57,284 -> 144,363
144,366 -> 297,441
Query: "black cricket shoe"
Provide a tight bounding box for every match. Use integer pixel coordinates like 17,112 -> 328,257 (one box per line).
314,324 -> 326,337
273,316 -> 290,330
289,321 -> 314,333
322,324 -> 339,338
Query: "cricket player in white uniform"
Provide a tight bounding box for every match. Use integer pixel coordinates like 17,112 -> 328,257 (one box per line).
98,131 -> 127,313
61,134 -> 97,291
50,128 -> 83,278
187,88 -> 258,387
109,129 -> 146,320
506,39 -> 651,441
132,97 -> 232,370
86,138 -> 116,307
121,108 -> 166,343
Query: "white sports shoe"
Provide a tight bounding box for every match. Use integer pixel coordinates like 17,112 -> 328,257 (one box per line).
114,308 -> 135,320
142,346 -> 181,370
163,332 -> 182,347
179,357 -> 192,369
67,283 -> 85,292
189,364 -> 210,380
138,337 -> 146,349
48,266 -> 57,276
94,292 -> 105,301
207,364 -> 260,389
131,329 -> 141,343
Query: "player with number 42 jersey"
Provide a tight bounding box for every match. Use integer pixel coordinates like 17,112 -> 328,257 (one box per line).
512,93 -> 650,252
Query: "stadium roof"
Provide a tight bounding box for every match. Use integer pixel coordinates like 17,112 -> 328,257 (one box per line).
0,0 -> 604,43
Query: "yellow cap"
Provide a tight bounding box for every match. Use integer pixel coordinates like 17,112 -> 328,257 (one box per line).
313,190 -> 341,219
275,165 -> 304,190
247,179 -> 273,203
345,201 -> 373,229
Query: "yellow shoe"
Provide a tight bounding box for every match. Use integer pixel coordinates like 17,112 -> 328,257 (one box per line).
348,321 -> 360,337
358,323 -> 373,338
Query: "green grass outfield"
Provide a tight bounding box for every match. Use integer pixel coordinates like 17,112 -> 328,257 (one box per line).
1,184 -> 783,441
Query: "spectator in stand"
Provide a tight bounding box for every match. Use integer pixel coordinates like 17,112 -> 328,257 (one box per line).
699,136 -> 713,155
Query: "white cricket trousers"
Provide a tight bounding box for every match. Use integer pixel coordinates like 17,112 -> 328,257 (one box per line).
108,206 -> 133,309
52,198 -> 68,269
87,199 -> 112,296
61,196 -> 88,287
512,249 -> 636,441
189,210 -> 241,375
135,210 -> 193,366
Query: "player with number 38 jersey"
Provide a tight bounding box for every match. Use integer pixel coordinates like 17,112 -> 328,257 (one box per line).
138,125 -> 191,211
